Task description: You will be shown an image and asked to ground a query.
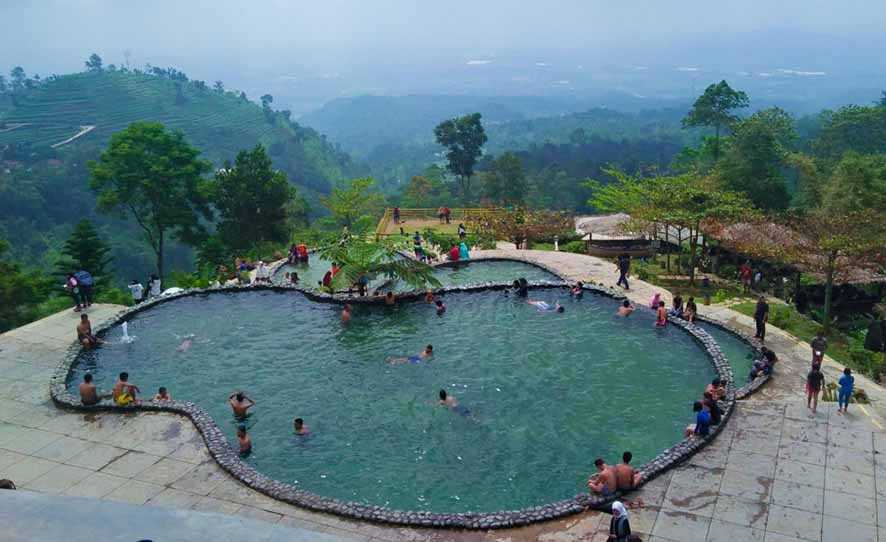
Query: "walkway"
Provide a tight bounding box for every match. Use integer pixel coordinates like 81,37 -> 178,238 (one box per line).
1,248 -> 885,541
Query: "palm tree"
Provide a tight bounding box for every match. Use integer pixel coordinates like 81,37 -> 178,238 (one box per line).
316,237 -> 441,293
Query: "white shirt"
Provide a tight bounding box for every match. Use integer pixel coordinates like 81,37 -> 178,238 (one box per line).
128,283 -> 144,300
149,279 -> 162,297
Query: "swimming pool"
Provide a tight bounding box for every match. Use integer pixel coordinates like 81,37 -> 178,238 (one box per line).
695,321 -> 756,381
69,287 -> 716,514
273,258 -> 559,291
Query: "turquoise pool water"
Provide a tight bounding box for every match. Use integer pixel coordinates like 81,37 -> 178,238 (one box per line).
695,322 -> 756,382
70,288 -> 715,513
274,259 -> 559,291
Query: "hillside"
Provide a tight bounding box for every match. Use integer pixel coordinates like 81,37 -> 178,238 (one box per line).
0,70 -> 359,280
0,70 -> 356,194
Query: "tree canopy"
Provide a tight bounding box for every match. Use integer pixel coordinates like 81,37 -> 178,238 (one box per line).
321,177 -> 385,231
434,113 -> 487,200
211,144 -> 293,252
480,152 -> 527,205
682,80 -> 749,158
54,219 -> 113,283
85,53 -> 103,72
88,122 -> 213,279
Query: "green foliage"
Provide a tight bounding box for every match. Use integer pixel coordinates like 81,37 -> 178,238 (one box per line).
0,239 -> 54,332
89,122 -> 214,279
85,53 -> 103,72
712,289 -> 731,304
168,269 -> 214,289
812,104 -> 886,162
212,144 -> 293,252
321,177 -> 385,230
54,219 -> 113,284
317,237 -> 441,292
820,152 -> 886,214
195,235 -> 228,274
434,113 -> 487,199
716,108 -> 796,210
682,80 -> 749,158
561,240 -> 585,254
94,286 -> 133,306
481,152 -> 527,205
402,175 -> 448,207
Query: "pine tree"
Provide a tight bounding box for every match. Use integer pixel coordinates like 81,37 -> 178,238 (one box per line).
55,219 -> 113,285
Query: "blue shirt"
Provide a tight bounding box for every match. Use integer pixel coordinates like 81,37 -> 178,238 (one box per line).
839,374 -> 854,394
695,410 -> 711,436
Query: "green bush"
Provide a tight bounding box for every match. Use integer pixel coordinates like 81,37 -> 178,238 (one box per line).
95,287 -> 134,306
712,289 -> 731,304
561,240 -> 585,254
717,264 -> 737,280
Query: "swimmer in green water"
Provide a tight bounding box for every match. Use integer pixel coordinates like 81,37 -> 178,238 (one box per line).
387,344 -> 434,365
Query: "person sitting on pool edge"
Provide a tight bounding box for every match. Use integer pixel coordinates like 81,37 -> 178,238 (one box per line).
237,425 -> 252,455
76,314 -> 102,349
435,299 -> 446,315
79,373 -> 100,406
154,387 -> 172,401
587,458 -> 618,496
684,401 -> 710,438
615,451 -> 643,490
388,344 -> 434,365
293,417 -> 310,435
229,391 -> 255,418
705,377 -> 726,401
617,299 -> 634,317
112,372 -> 140,406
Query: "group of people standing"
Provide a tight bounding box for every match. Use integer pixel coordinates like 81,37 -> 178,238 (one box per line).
127,274 -> 162,304
64,270 -> 95,311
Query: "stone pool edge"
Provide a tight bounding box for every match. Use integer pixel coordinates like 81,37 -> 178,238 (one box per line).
50,281 -> 741,530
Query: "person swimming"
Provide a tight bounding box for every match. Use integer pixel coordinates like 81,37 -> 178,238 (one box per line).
512,278 -> 529,297
176,335 -> 193,352
293,417 -> 310,435
528,300 -> 565,313
435,299 -> 446,315
617,299 -> 635,317
571,282 -> 584,298
237,424 -> 252,455
388,344 -> 434,365
439,389 -> 470,416
341,303 -> 352,324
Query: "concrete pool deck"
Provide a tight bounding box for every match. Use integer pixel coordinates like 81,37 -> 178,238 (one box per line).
2,248 -> 885,541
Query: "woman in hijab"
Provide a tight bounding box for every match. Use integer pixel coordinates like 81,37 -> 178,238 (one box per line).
649,292 -> 661,310
609,500 -> 632,541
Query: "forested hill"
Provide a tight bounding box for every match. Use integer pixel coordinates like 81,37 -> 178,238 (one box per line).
0,69 -> 358,278
0,70 -> 356,194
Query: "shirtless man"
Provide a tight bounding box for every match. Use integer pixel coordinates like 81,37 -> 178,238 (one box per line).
438,389 -> 471,416
76,314 -> 101,348
293,417 -> 310,435
705,378 -> 726,401
112,372 -> 140,406
615,451 -> 643,490
617,299 -> 635,317
587,458 -> 618,496
154,387 -> 172,401
79,373 -> 99,406
341,304 -> 352,324
388,344 -> 434,365
229,392 -> 255,418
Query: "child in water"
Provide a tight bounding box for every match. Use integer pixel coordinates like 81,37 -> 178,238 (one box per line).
528,300 -> 565,313
237,425 -> 252,455
435,300 -> 446,315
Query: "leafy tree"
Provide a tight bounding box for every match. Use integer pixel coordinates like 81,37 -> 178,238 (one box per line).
54,219 -> 113,283
718,210 -> 885,332
716,108 -> 796,210
434,113 -> 487,200
812,105 -> 886,162
321,177 -> 385,230
0,75 -> 7,94
482,152 -> 527,205
589,170 -> 755,284
466,208 -> 573,249
402,175 -> 436,207
682,80 -> 749,159
88,122 -> 213,279
85,53 -> 103,72
9,66 -> 26,93
317,237 -> 440,292
213,80 -> 224,93
821,152 -> 886,213
260,94 -> 273,108
212,144 -> 293,252
0,240 -> 52,332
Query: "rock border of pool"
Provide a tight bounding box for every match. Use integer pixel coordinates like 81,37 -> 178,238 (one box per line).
49,280 -> 748,529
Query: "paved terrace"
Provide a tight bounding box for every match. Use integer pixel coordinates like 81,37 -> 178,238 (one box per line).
1,247 -> 884,541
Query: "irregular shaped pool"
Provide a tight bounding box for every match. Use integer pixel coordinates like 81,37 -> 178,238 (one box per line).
70,288 -> 715,513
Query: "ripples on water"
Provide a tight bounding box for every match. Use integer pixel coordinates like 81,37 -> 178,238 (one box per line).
72,287 -> 715,513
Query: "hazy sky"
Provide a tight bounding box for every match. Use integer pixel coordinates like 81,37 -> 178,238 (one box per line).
3,0 -> 885,113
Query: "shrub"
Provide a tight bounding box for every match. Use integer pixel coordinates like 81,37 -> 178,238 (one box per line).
561,240 -> 585,254
712,289 -> 731,304
716,264 -> 737,280
95,287 -> 134,306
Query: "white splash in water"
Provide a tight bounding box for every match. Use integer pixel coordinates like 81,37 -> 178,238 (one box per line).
120,322 -> 135,344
